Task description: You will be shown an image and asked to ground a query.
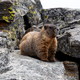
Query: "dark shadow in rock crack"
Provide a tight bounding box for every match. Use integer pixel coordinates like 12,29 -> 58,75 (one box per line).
55,51 -> 80,79
23,15 -> 32,30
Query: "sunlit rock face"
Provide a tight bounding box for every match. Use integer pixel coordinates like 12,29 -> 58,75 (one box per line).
0,0 -> 43,49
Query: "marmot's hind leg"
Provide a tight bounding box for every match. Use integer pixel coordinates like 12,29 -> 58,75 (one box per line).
19,41 -> 27,55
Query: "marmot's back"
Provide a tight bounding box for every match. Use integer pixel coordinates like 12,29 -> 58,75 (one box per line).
20,31 -> 39,43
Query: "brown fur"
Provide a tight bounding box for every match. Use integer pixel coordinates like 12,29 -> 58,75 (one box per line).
19,24 -> 57,61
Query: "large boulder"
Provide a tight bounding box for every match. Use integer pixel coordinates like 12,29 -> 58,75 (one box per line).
0,0 -> 43,50
57,25 -> 80,58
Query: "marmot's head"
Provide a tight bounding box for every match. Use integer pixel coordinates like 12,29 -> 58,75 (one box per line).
44,24 -> 57,38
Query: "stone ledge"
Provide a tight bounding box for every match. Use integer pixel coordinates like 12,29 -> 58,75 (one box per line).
0,50 -> 78,80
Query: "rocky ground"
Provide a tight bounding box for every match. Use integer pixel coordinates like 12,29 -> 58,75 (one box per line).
0,49 -> 79,80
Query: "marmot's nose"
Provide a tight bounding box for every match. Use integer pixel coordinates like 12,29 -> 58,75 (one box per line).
53,28 -> 58,36
53,29 -> 57,33
54,26 -> 59,32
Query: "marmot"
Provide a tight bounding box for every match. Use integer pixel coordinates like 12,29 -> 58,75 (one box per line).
19,24 -> 57,61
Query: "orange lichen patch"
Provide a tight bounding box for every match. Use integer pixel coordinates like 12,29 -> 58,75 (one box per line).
1,30 -> 8,32
0,29 -> 3,31
66,72 -> 70,76
0,21 -> 8,31
66,72 -> 78,77
0,22 -> 7,27
71,74 -> 75,76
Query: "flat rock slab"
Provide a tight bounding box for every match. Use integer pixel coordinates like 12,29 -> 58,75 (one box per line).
0,50 -> 78,80
57,25 -> 80,58
0,50 -> 65,80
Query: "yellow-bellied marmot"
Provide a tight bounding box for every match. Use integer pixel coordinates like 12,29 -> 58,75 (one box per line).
19,24 -> 57,61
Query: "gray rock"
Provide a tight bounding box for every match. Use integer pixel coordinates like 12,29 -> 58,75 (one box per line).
0,37 -> 7,48
0,48 -> 10,74
7,40 -> 16,50
0,50 -> 78,80
57,25 -> 80,58
40,8 -> 80,34
0,50 -> 69,80
2,50 -> 80,80
0,32 -> 7,37
12,1 -> 29,16
0,0 -> 43,49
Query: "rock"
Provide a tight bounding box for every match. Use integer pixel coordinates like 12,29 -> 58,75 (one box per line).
63,61 -> 78,77
24,0 -> 42,25
40,8 -> 80,24
0,50 -> 76,80
0,31 -> 7,37
0,0 -> 43,50
57,25 -> 80,58
0,1 -> 13,22
40,8 -> 80,34
0,31 -> 8,48
0,37 -> 7,47
0,48 -> 10,74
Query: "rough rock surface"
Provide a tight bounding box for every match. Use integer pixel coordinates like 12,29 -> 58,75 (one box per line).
57,25 -> 80,58
0,48 -> 9,74
0,1 -> 13,22
0,0 -> 42,50
0,31 -> 8,48
40,8 -> 80,29
0,50 -> 78,80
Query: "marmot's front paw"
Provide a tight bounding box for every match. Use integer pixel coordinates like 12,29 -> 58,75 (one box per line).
49,57 -> 55,62
41,58 -> 49,62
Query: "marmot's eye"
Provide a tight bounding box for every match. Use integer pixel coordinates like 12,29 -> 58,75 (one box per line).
49,27 -> 52,29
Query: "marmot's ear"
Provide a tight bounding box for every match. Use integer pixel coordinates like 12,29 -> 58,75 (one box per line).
44,25 -> 47,30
